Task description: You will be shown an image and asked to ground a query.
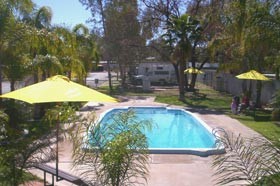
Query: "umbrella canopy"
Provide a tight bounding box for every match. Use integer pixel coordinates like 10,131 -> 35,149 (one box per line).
236,70 -> 270,81
0,75 -> 117,182
184,67 -> 203,74
0,75 -> 118,103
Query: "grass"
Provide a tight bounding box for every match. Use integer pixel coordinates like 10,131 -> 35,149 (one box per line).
99,82 -> 280,147
232,114 -> 280,147
156,84 -> 232,113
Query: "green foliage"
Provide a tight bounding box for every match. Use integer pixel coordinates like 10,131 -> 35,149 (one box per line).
0,103 -> 81,185
212,128 -> 280,185
271,90 -> 280,108
271,108 -> 280,121
0,102 -> 63,185
104,0 -> 142,88
72,109 -> 151,186
271,91 -> 280,121
34,6 -> 53,29
0,148 -> 23,185
43,103 -> 78,125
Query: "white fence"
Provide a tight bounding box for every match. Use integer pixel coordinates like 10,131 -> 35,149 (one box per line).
197,70 -> 280,105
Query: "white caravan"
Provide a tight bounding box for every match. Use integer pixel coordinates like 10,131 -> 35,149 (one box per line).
135,63 -> 177,85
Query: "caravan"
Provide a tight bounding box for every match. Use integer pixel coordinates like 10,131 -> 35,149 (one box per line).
134,63 -> 177,85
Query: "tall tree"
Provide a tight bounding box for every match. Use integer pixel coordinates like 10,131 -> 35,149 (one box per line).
164,14 -> 193,100
23,5 -> 54,83
79,0 -> 114,91
140,0 -> 185,67
53,26 -> 85,81
140,0 -> 217,96
210,0 -> 280,107
0,0 -> 33,95
73,24 -> 99,82
104,0 -> 142,88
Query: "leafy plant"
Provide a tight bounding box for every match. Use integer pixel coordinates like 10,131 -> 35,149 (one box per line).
271,108 -> 280,121
72,109 -> 151,186
270,90 -> 280,121
212,128 -> 280,185
0,102 -> 79,185
270,90 -> 280,108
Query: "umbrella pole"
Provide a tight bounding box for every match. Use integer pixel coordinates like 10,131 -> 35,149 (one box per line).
56,116 -> 59,181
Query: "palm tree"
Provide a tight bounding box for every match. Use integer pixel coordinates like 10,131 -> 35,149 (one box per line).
32,54 -> 63,80
73,24 -> 100,82
53,26 -> 86,82
34,6 -> 52,29
2,47 -> 28,91
0,0 -> 34,95
210,0 -> 280,107
164,14 -> 193,100
22,6 -> 54,83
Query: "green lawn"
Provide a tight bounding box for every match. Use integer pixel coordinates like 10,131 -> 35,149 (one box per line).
156,85 -> 232,113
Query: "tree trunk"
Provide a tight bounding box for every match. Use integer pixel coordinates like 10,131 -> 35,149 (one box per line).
189,44 -> 197,90
255,80 -> 262,108
276,67 -> 279,80
33,73 -> 39,84
10,80 -> 15,91
185,73 -> 189,90
119,63 -> 126,89
68,71 -> 72,80
42,71 -> 47,81
179,59 -> 186,100
172,63 -> 179,84
107,61 -> 112,92
189,73 -> 197,90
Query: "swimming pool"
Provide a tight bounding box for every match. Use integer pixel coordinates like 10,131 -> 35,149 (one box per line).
93,106 -> 224,156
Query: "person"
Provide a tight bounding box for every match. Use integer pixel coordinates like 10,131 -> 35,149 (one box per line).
234,96 -> 240,111
239,94 -> 250,112
231,96 -> 238,114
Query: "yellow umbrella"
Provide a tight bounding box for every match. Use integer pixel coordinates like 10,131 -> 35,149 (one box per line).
184,67 -> 203,74
236,70 -> 270,117
236,70 -> 270,81
0,75 -> 117,103
0,75 -> 117,181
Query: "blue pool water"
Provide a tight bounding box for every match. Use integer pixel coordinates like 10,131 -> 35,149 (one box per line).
94,107 -> 221,155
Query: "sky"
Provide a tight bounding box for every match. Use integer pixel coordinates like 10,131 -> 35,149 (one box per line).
32,0 -> 92,28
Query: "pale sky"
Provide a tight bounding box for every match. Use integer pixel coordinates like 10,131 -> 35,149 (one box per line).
32,0 -> 92,28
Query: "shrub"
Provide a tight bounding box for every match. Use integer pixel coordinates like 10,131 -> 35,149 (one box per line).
271,108 -> 280,121
72,109 -> 151,186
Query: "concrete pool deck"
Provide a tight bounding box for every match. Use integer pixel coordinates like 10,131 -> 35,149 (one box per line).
29,96 -> 262,186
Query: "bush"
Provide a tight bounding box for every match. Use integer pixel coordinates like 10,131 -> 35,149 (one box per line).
72,109 -> 151,186
271,108 -> 280,121
0,103 -> 67,185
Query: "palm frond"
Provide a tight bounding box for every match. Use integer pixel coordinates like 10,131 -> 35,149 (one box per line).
212,128 -> 280,185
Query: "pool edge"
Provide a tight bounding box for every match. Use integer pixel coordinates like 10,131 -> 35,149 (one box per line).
93,106 -> 225,156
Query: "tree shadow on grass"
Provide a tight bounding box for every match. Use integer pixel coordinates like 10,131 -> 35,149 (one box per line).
181,95 -> 231,115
